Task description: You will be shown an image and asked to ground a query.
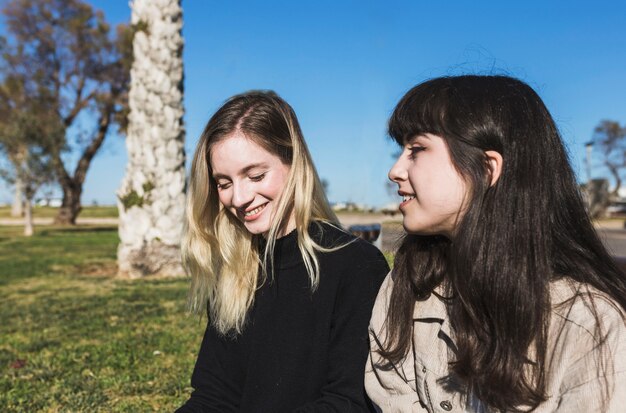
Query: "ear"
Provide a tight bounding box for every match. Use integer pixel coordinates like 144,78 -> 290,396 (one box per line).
484,150 -> 503,187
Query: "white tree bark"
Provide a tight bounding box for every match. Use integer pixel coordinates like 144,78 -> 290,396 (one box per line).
11,176 -> 24,217
117,0 -> 186,278
23,197 -> 33,237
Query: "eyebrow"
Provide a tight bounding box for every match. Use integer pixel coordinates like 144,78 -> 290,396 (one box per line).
212,162 -> 268,180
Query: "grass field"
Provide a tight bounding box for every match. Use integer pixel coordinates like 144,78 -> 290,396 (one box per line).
0,225 -> 202,412
0,206 -> 119,219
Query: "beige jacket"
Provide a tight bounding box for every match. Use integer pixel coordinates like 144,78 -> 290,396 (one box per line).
365,273 -> 626,412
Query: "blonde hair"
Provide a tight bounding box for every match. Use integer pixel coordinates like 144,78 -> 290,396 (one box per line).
182,91 -> 341,335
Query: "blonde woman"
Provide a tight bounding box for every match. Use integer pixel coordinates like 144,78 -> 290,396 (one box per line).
176,91 -> 389,412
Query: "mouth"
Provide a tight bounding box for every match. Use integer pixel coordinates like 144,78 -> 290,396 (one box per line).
241,202 -> 268,221
398,192 -> 415,209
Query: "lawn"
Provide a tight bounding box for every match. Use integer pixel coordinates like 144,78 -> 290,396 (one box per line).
0,206 -> 119,219
0,225 -> 202,412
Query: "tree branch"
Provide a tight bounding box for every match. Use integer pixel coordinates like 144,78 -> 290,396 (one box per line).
63,89 -> 97,128
73,101 -> 114,186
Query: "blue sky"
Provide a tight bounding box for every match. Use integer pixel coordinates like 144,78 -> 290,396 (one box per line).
2,0 -> 626,207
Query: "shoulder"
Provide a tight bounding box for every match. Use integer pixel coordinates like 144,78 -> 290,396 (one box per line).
311,222 -> 383,257
309,221 -> 357,248
311,221 -> 388,263
549,279 -> 626,369
311,221 -> 390,285
547,279 -> 626,400
369,272 -> 394,331
550,279 -> 626,335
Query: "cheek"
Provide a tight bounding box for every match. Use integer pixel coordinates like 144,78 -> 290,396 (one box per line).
216,190 -> 230,208
442,174 -> 469,209
263,183 -> 281,199
425,170 -> 468,207
265,175 -> 288,198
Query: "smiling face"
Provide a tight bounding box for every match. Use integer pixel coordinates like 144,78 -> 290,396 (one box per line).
388,133 -> 469,237
210,132 -> 293,236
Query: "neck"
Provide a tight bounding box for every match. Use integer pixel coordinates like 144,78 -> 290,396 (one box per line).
279,214 -> 297,238
263,213 -> 297,239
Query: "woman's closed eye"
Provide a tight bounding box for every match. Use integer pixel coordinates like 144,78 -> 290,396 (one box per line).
249,173 -> 266,182
216,181 -> 231,190
408,145 -> 426,159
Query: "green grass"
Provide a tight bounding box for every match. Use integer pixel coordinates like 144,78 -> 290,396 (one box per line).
0,206 -> 119,219
0,226 -> 203,412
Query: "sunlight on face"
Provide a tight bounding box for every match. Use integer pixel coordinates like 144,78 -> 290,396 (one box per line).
210,132 -> 292,236
388,133 -> 468,237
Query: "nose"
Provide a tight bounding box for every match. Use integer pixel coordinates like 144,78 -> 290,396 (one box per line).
388,154 -> 407,183
231,181 -> 253,209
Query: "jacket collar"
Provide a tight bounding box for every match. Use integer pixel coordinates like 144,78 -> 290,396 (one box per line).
412,285 -> 448,317
412,285 -> 453,339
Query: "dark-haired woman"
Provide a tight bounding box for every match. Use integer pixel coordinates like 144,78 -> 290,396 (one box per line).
365,75 -> 626,412
176,90 -> 388,412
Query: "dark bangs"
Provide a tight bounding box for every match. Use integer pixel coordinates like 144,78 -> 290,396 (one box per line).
388,78 -> 453,145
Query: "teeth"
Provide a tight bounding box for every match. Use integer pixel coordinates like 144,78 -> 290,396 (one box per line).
245,204 -> 266,216
402,195 -> 415,202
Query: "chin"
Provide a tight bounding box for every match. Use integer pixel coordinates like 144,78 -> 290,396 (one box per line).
244,225 -> 268,235
401,219 -> 420,234
243,220 -> 271,235
403,226 -> 426,235
402,221 -> 436,236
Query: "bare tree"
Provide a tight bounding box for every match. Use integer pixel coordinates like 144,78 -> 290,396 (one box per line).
592,120 -> 626,198
1,0 -> 132,224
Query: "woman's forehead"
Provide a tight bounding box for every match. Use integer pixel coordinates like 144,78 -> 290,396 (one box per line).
210,133 -> 280,173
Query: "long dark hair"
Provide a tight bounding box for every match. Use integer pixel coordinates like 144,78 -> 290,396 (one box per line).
380,75 -> 626,411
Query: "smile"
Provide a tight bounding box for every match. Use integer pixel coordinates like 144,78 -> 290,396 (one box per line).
399,194 -> 415,210
243,203 -> 268,219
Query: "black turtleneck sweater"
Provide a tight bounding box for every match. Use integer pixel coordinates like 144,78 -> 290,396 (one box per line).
176,223 -> 389,413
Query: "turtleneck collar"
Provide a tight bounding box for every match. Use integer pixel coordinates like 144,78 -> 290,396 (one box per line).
258,227 -> 302,270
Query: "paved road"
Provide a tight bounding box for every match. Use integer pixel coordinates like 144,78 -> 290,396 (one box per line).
597,228 -> 626,259
337,214 -> 626,258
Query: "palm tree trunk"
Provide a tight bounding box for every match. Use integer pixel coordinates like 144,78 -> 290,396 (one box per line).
117,0 -> 186,278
